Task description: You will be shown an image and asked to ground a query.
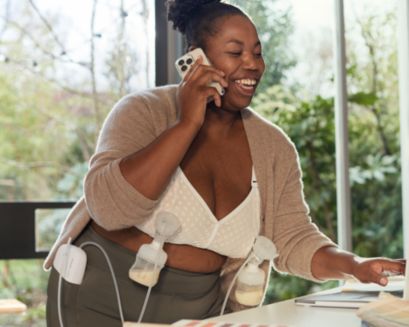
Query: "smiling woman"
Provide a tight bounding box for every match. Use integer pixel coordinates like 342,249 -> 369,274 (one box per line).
204,15 -> 265,106
44,0 -> 405,325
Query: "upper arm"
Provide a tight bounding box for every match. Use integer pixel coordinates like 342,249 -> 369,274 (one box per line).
83,94 -> 161,230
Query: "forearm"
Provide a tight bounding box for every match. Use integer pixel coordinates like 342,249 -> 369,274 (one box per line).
119,120 -> 201,200
311,246 -> 360,280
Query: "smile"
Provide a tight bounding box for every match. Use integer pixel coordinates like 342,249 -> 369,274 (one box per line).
234,79 -> 257,96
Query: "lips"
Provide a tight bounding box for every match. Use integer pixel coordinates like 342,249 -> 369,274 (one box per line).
233,79 -> 258,97
234,82 -> 255,96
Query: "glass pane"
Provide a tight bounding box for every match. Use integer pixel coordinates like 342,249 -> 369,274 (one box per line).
0,0 -> 156,202
344,0 -> 402,258
0,1 -> 155,325
232,0 -> 402,302
35,208 -> 71,252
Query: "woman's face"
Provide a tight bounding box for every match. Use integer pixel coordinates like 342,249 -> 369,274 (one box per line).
204,14 -> 265,111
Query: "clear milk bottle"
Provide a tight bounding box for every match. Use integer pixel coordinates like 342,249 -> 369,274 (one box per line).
235,260 -> 265,306
128,240 -> 167,287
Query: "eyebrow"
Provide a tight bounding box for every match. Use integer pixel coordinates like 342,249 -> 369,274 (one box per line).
225,39 -> 261,47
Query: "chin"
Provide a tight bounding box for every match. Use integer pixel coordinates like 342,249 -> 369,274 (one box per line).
223,96 -> 253,111
232,99 -> 253,110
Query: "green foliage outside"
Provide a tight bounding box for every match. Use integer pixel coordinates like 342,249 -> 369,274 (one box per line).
251,5 -> 402,302
0,260 -> 47,327
0,0 -> 403,325
229,0 -> 296,91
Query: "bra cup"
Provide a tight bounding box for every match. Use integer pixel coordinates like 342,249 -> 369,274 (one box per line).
137,167 -> 261,258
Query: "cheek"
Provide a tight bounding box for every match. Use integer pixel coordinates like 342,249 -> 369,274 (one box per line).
213,58 -> 239,76
259,60 -> 266,73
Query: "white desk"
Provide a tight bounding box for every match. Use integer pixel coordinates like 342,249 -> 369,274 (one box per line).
209,289 -> 362,327
126,281 -> 404,327
125,300 -> 361,327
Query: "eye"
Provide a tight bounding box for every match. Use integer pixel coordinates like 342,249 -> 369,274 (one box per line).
226,52 -> 242,57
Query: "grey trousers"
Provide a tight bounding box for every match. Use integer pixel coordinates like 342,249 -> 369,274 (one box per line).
46,224 -> 223,326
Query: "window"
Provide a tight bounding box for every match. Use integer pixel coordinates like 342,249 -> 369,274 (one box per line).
232,0 -> 404,301
0,0 -> 155,203
0,1 -> 407,324
0,1 -> 155,325
344,0 -> 402,257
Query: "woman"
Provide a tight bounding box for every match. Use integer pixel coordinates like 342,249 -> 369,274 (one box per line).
45,0 -> 405,325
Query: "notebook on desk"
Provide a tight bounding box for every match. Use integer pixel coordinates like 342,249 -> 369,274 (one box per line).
295,278 -> 405,309
294,290 -> 403,309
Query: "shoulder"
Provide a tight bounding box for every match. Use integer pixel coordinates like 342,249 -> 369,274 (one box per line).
96,86 -> 179,151
112,84 -> 178,117
127,84 -> 178,106
102,85 -> 179,134
242,107 -> 297,156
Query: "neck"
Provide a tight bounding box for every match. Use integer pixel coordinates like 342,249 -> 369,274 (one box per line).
198,104 -> 244,140
204,103 -> 242,126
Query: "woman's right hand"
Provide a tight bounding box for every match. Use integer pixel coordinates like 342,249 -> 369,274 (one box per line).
178,56 -> 228,128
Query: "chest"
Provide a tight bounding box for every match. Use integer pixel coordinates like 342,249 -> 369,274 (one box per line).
180,128 -> 253,220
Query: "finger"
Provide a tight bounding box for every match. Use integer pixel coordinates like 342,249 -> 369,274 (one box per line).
380,260 -> 406,275
374,273 -> 388,286
196,71 -> 228,89
192,59 -> 226,77
369,260 -> 406,285
368,262 -> 388,286
203,87 -> 222,107
189,63 -> 227,85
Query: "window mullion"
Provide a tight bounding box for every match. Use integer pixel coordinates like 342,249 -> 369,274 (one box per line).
333,0 -> 352,251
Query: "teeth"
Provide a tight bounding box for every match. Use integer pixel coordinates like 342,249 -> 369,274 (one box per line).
235,79 -> 256,86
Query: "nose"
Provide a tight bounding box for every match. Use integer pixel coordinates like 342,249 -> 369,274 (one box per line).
241,53 -> 259,71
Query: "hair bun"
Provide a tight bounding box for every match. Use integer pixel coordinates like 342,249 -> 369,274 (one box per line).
167,0 -> 222,34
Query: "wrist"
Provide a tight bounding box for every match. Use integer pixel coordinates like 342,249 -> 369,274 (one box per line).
344,255 -> 363,280
177,118 -> 202,134
311,246 -> 363,280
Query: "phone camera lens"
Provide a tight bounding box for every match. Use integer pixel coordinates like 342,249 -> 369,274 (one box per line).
178,59 -> 184,66
181,65 -> 188,72
186,58 -> 193,65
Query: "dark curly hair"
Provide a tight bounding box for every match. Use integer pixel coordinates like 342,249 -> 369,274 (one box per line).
166,0 -> 248,51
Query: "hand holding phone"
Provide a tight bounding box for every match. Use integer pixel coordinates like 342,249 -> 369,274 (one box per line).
175,48 -> 225,96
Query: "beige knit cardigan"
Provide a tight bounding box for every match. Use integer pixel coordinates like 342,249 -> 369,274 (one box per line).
44,84 -> 335,312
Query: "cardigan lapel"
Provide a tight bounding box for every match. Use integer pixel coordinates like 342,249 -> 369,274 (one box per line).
241,108 -> 273,237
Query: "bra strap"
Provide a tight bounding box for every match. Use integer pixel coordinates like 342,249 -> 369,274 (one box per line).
251,166 -> 257,185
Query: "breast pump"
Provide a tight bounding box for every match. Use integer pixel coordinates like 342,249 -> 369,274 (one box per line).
220,235 -> 278,315
128,211 -> 181,287
53,211 -> 181,327
53,211 -> 277,323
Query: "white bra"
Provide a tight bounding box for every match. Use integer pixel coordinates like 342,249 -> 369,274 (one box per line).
136,166 -> 261,258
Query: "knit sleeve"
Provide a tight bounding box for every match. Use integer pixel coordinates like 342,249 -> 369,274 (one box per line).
83,93 -> 161,230
272,144 -> 336,282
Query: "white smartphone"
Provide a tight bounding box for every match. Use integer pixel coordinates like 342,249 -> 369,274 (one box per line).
175,48 -> 225,96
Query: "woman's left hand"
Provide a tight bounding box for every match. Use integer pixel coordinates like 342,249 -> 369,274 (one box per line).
351,258 -> 406,286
